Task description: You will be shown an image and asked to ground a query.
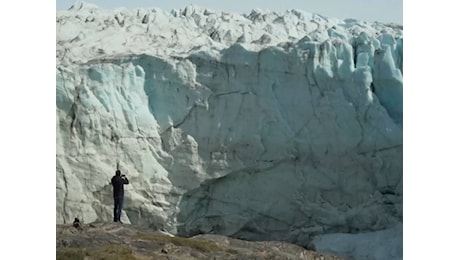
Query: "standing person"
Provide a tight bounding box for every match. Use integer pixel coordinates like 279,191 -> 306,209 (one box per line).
111,170 -> 129,223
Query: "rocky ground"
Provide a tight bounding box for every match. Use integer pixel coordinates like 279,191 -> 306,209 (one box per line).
56,222 -> 345,260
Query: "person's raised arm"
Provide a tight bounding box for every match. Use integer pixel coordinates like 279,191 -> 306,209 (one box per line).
122,175 -> 129,184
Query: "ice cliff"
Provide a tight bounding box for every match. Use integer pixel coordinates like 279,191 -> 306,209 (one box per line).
56,3 -> 403,259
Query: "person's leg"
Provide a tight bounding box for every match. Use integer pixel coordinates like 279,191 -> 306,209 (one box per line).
114,197 -> 120,222
117,196 -> 124,223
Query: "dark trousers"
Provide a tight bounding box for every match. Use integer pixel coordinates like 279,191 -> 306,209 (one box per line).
113,195 -> 124,222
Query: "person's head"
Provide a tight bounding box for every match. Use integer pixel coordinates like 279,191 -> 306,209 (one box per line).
115,170 -> 121,176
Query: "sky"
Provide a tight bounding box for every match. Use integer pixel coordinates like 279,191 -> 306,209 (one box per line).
56,0 -> 402,24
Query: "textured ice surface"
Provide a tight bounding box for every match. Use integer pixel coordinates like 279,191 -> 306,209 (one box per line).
56,3 -> 402,259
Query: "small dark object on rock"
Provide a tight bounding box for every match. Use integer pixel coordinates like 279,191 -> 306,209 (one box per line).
161,248 -> 168,254
73,218 -> 83,231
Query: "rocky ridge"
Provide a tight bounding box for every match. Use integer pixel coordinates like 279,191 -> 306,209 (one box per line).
57,222 -> 344,260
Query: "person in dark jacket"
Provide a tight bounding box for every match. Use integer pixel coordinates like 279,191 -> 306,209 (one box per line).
111,170 -> 129,223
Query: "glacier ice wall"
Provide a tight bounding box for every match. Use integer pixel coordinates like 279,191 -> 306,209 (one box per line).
57,3 -> 402,259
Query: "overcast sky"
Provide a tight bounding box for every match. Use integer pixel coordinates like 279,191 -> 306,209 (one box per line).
56,0 -> 402,24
